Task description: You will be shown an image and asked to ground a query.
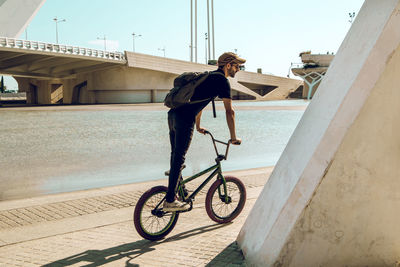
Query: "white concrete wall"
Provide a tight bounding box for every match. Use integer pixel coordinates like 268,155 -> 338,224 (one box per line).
90,67 -> 175,91
95,90 -> 150,104
86,67 -> 174,103
275,42 -> 400,266
237,0 -> 400,265
0,0 -> 46,38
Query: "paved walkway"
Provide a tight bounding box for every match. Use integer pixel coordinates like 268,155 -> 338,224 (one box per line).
0,167 -> 272,267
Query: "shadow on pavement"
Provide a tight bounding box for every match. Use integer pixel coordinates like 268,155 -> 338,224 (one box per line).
206,241 -> 245,266
42,223 -> 231,267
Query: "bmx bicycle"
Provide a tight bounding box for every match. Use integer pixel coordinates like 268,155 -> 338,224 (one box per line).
133,131 -> 246,241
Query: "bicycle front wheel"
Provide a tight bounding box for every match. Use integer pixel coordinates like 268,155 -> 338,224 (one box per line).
205,176 -> 246,223
133,186 -> 179,241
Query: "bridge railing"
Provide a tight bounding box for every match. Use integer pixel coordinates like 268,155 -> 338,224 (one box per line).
290,63 -> 305,69
0,37 -> 126,61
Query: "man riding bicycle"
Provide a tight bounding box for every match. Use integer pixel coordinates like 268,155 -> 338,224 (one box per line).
164,52 -> 245,212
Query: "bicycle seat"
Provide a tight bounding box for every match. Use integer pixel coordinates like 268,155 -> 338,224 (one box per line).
164,164 -> 186,176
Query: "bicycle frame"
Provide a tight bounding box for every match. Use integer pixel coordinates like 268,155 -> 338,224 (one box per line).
178,161 -> 225,202
177,131 -> 231,204
155,131 -> 232,212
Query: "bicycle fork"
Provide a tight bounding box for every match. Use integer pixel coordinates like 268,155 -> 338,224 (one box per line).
217,172 -> 231,204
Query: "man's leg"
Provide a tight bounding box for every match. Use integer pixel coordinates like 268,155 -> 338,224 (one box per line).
168,115 -> 188,199
168,113 -> 176,168
166,119 -> 194,203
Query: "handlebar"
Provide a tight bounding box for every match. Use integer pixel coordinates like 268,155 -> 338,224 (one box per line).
204,130 -> 236,161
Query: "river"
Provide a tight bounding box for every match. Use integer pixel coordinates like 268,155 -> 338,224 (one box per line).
0,100 -> 308,200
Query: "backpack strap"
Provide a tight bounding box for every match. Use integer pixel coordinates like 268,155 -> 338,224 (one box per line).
212,98 -> 216,118
210,71 -> 225,118
185,71 -> 212,105
190,70 -> 226,118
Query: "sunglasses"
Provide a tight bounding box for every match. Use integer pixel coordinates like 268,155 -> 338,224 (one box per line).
231,63 -> 243,69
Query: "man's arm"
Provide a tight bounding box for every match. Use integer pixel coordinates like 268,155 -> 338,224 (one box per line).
222,98 -> 241,145
196,110 -> 207,134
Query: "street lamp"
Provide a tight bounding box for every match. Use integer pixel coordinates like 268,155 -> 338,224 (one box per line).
53,17 -> 66,44
132,33 -> 142,52
158,47 -> 166,57
204,33 -> 208,64
348,12 -> 356,23
97,35 -> 107,51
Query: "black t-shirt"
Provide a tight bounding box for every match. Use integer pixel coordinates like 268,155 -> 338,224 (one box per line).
172,69 -> 231,120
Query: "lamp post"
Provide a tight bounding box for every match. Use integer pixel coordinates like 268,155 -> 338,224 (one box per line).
158,47 -> 166,57
211,0 -> 215,60
348,12 -> 356,23
190,0 -> 198,62
53,17 -> 66,44
132,32 -> 141,52
205,33 -> 208,64
206,0 -> 210,61
190,0 -> 193,62
97,35 -> 107,51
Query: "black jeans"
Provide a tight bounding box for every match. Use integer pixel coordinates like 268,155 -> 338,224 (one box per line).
166,110 -> 195,203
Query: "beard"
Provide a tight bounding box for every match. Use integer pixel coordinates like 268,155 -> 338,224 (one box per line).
228,68 -> 237,78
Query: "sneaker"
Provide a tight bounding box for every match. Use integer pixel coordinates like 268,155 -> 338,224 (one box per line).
163,200 -> 190,212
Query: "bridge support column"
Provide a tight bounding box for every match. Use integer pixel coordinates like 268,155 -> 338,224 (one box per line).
151,89 -> 157,103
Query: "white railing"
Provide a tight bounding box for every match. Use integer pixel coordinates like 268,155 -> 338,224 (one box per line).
290,62 -> 305,69
0,37 -> 126,61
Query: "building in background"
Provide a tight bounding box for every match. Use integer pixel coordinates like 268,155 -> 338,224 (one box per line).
291,51 -> 334,99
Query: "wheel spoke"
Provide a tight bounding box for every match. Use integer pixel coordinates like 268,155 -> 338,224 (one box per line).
209,180 -> 243,220
140,192 -> 174,235
134,186 -> 180,240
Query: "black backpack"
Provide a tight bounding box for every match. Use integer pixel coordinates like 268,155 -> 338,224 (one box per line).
164,71 -> 212,109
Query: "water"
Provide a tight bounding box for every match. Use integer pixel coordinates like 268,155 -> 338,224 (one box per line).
0,100 -> 308,200
232,99 -> 309,107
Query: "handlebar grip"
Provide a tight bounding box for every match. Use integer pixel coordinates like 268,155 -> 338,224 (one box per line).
230,139 -> 241,145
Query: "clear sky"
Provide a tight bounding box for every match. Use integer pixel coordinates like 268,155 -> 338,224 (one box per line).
3,0 -> 364,90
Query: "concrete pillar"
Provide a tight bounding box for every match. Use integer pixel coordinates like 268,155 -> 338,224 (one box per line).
151,89 -> 157,103
238,1 -> 400,265
14,77 -> 32,103
0,0 -> 47,38
61,79 -> 75,104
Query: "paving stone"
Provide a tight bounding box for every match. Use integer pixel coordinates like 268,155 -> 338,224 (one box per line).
0,168 -> 270,266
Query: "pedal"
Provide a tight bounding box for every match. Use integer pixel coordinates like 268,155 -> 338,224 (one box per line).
164,164 -> 186,176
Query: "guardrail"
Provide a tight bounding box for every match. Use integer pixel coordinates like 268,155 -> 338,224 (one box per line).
290,63 -> 305,69
0,37 -> 125,61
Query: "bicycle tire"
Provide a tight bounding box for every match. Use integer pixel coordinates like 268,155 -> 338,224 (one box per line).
133,186 -> 179,241
205,176 -> 246,223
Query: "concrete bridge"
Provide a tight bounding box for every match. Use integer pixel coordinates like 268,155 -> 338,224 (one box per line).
0,37 -> 302,105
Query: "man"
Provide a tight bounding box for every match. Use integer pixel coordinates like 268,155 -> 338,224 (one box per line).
164,52 -> 245,211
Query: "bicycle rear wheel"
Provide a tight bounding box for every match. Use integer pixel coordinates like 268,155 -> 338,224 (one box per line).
205,176 -> 246,223
134,186 -> 179,240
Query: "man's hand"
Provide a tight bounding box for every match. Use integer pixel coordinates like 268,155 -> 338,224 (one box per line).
230,138 -> 242,145
197,127 -> 208,135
